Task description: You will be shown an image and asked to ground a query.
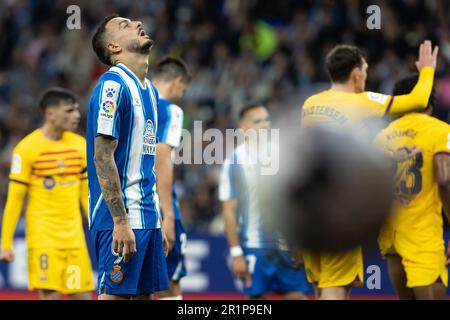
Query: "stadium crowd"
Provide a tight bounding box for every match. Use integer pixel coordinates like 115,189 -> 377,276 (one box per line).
1,0 -> 450,231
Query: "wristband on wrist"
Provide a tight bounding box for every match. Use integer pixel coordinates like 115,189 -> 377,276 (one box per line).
230,246 -> 244,257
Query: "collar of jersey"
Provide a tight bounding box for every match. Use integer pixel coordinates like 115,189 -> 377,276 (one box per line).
116,63 -> 148,90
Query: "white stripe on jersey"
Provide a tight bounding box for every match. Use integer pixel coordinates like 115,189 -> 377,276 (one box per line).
97,80 -> 121,136
145,78 -> 160,227
235,145 -> 262,248
145,78 -> 158,126
90,193 -> 104,229
110,66 -> 145,229
153,183 -> 161,228
219,143 -> 262,248
165,104 -> 184,147
218,158 -> 233,201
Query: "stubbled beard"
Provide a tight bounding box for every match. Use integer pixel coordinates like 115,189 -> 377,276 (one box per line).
128,38 -> 154,54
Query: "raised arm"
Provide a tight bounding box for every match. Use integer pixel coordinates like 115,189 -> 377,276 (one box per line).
94,135 -> 135,262
387,41 -> 438,115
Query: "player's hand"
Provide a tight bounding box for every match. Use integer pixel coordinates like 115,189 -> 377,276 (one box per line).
162,231 -> 169,257
162,216 -> 175,252
232,256 -> 251,287
112,218 -> 136,263
0,249 -> 15,263
416,40 -> 439,71
392,146 -> 421,162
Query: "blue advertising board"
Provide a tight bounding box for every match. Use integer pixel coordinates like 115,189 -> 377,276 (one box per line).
1,219 -> 449,298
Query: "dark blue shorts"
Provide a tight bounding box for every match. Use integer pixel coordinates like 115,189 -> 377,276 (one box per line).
166,220 -> 187,281
94,228 -> 169,296
241,248 -> 310,298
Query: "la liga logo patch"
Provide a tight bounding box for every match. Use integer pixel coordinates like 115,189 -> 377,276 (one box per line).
102,100 -> 115,113
110,265 -> 123,283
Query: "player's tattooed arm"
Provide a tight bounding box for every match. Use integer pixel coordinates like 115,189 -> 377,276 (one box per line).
94,135 -> 127,221
94,135 -> 136,261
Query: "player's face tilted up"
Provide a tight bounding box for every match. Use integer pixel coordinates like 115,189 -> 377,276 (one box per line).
104,17 -> 153,57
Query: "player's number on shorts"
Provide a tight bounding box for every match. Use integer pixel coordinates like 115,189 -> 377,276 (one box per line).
39,254 -> 49,271
399,152 -> 423,196
246,255 -> 257,275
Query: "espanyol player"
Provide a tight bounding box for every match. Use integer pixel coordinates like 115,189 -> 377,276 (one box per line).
152,57 -> 191,300
87,15 -> 169,300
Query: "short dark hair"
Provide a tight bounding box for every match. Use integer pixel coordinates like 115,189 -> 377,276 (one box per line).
92,14 -> 119,66
39,87 -> 78,112
326,45 -> 365,83
239,103 -> 265,121
393,74 -> 436,109
153,57 -> 192,83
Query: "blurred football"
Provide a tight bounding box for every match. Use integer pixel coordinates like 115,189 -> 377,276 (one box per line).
263,126 -> 395,253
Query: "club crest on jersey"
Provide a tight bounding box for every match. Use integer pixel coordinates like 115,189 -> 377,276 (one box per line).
143,120 -> 156,155
110,265 -> 123,283
43,176 -> 56,190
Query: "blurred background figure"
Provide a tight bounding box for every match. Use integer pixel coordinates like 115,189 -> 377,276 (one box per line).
153,57 -> 192,300
0,87 -> 94,300
219,103 -> 309,300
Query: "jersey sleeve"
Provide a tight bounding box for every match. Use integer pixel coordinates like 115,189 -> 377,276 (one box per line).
157,104 -> 184,148
9,142 -> 33,185
94,78 -> 127,139
386,67 -> 435,116
219,155 -> 238,201
361,92 -> 393,118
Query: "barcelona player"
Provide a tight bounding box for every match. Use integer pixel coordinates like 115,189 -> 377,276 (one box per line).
375,75 -> 450,300
152,57 -> 191,300
87,15 -> 169,300
301,40 -> 439,300
0,87 -> 94,300
219,103 -> 310,300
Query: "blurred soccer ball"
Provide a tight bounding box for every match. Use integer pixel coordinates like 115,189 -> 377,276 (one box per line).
263,126 -> 394,253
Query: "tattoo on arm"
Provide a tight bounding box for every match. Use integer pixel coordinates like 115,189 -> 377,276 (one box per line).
94,135 -> 127,219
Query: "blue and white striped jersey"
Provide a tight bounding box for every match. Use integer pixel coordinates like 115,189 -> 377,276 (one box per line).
156,97 -> 184,221
219,143 -> 282,249
87,63 -> 160,231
